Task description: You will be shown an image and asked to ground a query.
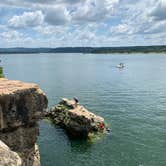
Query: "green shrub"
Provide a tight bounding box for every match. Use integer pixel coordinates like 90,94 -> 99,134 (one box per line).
0,67 -> 4,78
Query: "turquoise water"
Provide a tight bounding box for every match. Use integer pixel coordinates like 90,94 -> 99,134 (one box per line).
1,53 -> 166,166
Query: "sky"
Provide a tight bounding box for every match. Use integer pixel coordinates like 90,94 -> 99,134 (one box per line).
0,0 -> 166,47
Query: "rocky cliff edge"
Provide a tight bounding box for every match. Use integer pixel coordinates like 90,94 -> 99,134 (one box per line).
0,79 -> 48,166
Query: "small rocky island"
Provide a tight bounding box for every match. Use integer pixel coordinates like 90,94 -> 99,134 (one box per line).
45,98 -> 106,138
0,79 -> 47,166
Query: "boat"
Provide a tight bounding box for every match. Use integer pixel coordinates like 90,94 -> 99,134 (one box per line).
116,63 -> 125,68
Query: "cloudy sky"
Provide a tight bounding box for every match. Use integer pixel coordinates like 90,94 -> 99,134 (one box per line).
0,0 -> 166,47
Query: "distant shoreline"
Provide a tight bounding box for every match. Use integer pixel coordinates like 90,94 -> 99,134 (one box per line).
0,45 -> 166,54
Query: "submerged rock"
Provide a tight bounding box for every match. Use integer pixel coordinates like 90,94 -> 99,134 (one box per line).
45,98 -> 105,138
0,78 -> 48,166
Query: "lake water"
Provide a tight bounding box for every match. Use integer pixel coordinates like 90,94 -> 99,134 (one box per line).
1,53 -> 166,166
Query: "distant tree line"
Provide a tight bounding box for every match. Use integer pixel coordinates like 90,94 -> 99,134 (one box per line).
0,45 -> 166,54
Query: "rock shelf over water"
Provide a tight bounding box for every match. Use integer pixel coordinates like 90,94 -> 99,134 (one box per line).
45,98 -> 106,138
0,79 -> 48,166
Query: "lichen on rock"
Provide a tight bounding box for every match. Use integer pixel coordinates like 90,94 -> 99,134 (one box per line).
45,98 -> 106,138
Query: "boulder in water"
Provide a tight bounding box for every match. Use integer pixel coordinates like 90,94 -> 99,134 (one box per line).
45,98 -> 106,138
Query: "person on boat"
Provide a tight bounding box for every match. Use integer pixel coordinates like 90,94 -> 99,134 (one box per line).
73,97 -> 79,108
120,63 -> 124,67
117,63 -> 125,68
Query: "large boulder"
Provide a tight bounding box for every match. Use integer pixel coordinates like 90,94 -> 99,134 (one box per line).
0,140 -> 22,166
45,98 -> 105,138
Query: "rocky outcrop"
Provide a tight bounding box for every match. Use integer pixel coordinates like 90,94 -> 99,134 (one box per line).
0,140 -> 22,166
45,98 -> 105,138
0,79 -> 48,166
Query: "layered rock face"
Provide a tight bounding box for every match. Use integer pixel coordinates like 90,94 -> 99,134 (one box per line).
45,98 -> 105,138
0,79 -> 47,166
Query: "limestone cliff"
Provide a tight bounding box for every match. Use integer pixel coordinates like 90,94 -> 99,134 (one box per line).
0,79 -> 48,166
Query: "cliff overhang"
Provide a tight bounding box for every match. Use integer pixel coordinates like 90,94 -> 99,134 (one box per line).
0,79 -> 48,166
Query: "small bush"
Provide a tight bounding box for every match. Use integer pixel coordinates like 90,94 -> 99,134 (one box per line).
0,67 -> 4,78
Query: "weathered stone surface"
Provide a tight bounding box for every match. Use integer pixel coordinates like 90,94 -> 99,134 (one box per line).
23,144 -> 41,166
0,79 -> 48,166
0,125 -> 39,153
0,140 -> 22,166
45,98 -> 105,138
0,79 -> 47,131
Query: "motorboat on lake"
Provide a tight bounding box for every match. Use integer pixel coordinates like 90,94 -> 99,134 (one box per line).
116,63 -> 125,68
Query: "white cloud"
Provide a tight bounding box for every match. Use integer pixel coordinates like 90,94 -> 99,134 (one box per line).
0,0 -> 166,47
0,30 -> 33,47
149,0 -> 166,21
144,20 -> 166,34
110,24 -> 132,34
8,11 -> 44,28
71,0 -> 118,23
34,25 -> 68,35
0,30 -> 23,40
2,0 -> 119,25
